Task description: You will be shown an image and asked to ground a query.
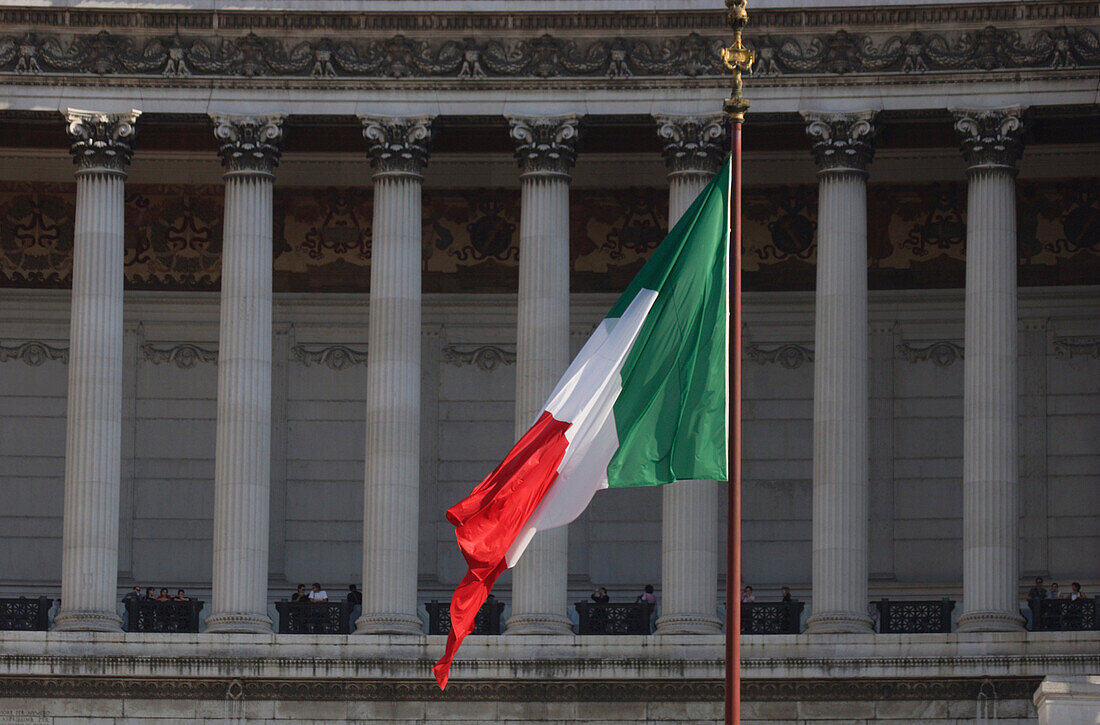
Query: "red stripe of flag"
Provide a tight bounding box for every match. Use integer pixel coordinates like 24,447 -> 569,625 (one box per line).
432,411 -> 572,689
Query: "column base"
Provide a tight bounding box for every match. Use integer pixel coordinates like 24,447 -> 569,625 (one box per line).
354,612 -> 423,635
504,613 -> 574,635
52,610 -> 122,632
956,609 -> 1026,632
805,610 -> 874,633
203,611 -> 273,634
655,613 -> 722,635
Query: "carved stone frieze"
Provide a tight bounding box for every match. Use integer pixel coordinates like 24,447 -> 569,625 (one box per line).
0,340 -> 68,365
744,343 -> 814,369
64,109 -> 140,172
507,115 -> 581,176
0,21 -> 1095,84
0,672 -> 1047,703
441,344 -> 516,371
140,343 -> 217,369
360,115 -> 434,176
653,114 -> 727,175
211,114 -> 284,174
802,110 -> 878,172
291,344 -> 368,370
1052,336 -> 1100,359
896,341 -> 965,367
952,107 -> 1026,169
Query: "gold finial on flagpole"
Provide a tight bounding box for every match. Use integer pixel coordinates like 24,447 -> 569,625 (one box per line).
722,0 -> 754,123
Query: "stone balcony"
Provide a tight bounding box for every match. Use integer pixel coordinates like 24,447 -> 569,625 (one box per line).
0,630 -> 1097,722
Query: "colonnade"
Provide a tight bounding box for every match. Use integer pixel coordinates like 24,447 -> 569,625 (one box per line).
51,106 -> 1028,635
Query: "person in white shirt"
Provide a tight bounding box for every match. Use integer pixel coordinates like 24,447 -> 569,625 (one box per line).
309,582 -> 328,602
1069,582 -> 1085,601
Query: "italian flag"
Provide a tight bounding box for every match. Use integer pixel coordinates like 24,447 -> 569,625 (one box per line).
433,156 -> 730,689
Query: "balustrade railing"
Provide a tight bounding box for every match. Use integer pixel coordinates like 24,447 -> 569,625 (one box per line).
874,598 -> 954,633
575,601 -> 653,635
740,601 -> 804,634
1028,597 -> 1098,631
426,598 -> 505,635
125,599 -> 204,633
0,597 -> 52,631
275,601 -> 352,634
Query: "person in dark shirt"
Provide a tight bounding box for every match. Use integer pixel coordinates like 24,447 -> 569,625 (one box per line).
290,584 -> 308,603
781,586 -> 792,603
591,587 -> 609,604
346,584 -> 362,606
1027,576 -> 1047,601
144,587 -> 157,601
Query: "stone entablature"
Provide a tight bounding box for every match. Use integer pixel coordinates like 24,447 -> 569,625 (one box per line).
0,2 -> 1095,85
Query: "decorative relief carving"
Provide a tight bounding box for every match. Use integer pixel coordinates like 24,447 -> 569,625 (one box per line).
64,109 -> 140,172
1052,336 -> 1100,359
291,344 -> 368,370
140,343 -> 217,368
745,344 -> 814,369
211,114 -> 284,174
952,107 -> 1026,169
896,341 -> 964,367
653,114 -> 727,175
360,116 -> 434,176
0,672 -> 1047,703
441,345 -> 516,371
0,340 -> 68,365
802,110 -> 878,172
0,24 -> 1095,81
507,115 -> 581,176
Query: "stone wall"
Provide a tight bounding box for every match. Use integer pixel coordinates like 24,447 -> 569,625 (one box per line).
1,287 -> 1097,606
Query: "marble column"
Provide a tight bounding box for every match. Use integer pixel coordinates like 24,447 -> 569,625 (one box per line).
54,109 -> 139,632
953,107 -> 1026,632
205,114 -> 283,634
355,115 -> 434,634
652,114 -> 726,634
802,110 -> 877,634
504,114 -> 580,635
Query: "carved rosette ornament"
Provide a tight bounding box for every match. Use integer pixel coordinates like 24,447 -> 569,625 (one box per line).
653,114 -> 728,175
506,114 -> 581,177
952,106 -> 1026,170
64,109 -> 140,172
360,115 -> 434,176
802,110 -> 878,173
211,114 -> 285,175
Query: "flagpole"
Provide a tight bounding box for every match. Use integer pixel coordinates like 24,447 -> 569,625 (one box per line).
722,2 -> 753,724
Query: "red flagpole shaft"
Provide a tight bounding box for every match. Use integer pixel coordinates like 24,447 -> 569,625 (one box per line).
724,120 -> 743,725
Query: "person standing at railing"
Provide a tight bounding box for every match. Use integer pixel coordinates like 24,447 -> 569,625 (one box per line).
780,586 -> 792,603
590,587 -> 609,604
741,586 -> 755,603
1049,582 -> 1062,599
1069,582 -> 1085,601
636,584 -> 657,634
308,583 -> 328,602
121,586 -> 142,632
290,584 -> 308,602
144,587 -> 157,601
1027,576 -> 1048,601
174,589 -> 190,601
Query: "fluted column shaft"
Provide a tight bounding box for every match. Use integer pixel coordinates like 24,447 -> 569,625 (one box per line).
652,114 -> 726,634
803,111 -> 877,633
505,115 -> 580,635
55,109 -> 139,632
206,115 -> 283,633
356,116 -> 433,634
954,107 -> 1026,632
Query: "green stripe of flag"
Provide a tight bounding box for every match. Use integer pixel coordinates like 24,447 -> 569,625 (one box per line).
606,156 -> 729,488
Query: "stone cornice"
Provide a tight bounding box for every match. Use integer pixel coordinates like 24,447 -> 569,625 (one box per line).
0,10 -> 1094,86
0,672 -> 1051,703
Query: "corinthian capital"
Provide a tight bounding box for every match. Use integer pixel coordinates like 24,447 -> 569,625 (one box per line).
360,115 -> 434,176
951,106 -> 1026,169
211,114 -> 284,174
653,114 -> 727,175
802,110 -> 878,173
506,114 -> 581,176
64,109 -> 141,172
